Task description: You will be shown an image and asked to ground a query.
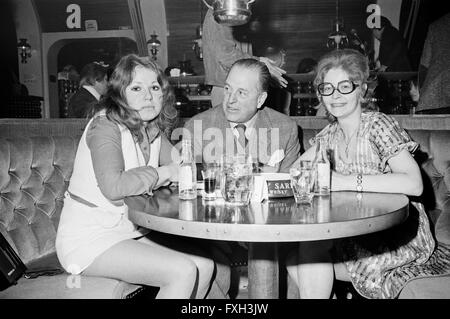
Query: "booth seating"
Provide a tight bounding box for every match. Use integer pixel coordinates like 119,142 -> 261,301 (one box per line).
0,119 -> 225,299
0,115 -> 449,299
0,119 -> 144,298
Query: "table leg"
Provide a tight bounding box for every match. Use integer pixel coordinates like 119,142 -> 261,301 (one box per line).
248,242 -> 278,299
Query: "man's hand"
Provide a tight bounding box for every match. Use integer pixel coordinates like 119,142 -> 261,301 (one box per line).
259,56 -> 288,88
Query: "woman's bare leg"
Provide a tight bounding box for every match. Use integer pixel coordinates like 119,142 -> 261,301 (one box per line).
295,240 -> 334,299
334,262 -> 350,282
83,239 -> 199,299
137,234 -> 215,299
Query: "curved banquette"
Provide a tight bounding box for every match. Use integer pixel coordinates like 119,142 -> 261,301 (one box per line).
0,115 -> 449,299
0,119 -> 143,298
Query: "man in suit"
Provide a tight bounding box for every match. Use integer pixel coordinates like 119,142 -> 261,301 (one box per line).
182,58 -> 300,173
179,58 -> 300,298
67,62 -> 109,118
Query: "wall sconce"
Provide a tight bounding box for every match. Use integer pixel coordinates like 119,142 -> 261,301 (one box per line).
17,38 -> 32,64
326,0 -> 348,50
147,32 -> 161,61
326,18 -> 349,50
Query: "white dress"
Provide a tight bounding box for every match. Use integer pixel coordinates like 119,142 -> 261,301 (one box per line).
55,114 -> 161,274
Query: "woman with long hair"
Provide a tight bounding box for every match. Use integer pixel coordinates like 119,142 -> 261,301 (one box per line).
56,54 -> 214,299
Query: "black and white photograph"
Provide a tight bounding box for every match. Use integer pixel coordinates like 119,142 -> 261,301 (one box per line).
1,0 -> 449,314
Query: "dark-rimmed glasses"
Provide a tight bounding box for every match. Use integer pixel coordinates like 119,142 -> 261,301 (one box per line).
317,80 -> 359,96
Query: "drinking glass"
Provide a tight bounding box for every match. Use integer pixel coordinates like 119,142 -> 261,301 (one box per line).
201,162 -> 220,200
290,160 -> 314,204
221,155 -> 255,205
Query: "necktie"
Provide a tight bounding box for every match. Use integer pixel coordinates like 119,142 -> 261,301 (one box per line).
235,124 -> 247,148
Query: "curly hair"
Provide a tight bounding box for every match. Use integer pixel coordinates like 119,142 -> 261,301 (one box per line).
91,54 -> 178,142
314,49 -> 378,121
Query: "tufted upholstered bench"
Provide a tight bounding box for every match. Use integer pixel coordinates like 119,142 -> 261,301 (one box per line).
0,135 -> 143,298
396,128 -> 450,298
0,119 -> 226,299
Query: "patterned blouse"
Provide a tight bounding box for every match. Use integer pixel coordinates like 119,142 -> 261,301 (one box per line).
310,111 -> 418,176
307,111 -> 449,299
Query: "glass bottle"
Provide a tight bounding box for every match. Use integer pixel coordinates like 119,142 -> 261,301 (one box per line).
316,195 -> 331,222
179,139 -> 197,200
313,138 -> 331,195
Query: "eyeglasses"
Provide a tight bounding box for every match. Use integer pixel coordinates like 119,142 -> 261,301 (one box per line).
317,80 -> 359,96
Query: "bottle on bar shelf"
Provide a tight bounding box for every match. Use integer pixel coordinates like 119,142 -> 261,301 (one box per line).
179,139 -> 197,200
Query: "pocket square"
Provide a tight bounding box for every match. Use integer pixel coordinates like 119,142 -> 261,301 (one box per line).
267,149 -> 285,167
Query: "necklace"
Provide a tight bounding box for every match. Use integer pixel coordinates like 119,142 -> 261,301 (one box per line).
342,127 -> 359,157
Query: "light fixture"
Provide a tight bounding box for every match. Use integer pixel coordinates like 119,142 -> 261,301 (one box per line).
17,38 -> 32,63
326,0 -> 349,50
202,0 -> 255,26
147,31 -> 161,60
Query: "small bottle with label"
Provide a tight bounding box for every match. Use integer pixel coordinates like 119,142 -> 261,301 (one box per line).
179,139 -> 197,200
313,138 -> 330,196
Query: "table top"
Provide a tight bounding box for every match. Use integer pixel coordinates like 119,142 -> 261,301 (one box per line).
125,189 -> 409,242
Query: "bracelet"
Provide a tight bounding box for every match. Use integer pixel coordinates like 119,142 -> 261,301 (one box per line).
356,174 -> 363,192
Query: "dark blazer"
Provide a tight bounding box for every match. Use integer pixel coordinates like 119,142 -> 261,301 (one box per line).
378,26 -> 411,72
67,87 -> 98,118
182,105 -> 301,173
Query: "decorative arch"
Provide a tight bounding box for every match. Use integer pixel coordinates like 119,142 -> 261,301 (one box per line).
42,31 -> 136,117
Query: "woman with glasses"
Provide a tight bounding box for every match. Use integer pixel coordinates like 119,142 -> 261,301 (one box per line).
286,49 -> 450,299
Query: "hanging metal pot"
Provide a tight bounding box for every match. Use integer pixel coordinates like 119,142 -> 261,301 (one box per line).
202,0 -> 255,26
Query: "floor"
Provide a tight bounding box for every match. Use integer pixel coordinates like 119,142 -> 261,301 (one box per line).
231,267 -> 363,300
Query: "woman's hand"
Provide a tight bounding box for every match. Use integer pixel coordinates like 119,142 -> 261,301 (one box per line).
259,56 -> 288,88
154,163 -> 179,189
331,171 -> 352,191
166,162 -> 179,183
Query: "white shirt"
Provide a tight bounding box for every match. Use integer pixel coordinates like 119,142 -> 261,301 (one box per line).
229,111 -> 258,141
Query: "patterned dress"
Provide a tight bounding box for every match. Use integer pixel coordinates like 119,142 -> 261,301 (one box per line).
311,111 -> 450,299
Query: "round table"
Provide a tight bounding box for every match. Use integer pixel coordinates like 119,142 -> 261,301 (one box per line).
126,189 -> 409,299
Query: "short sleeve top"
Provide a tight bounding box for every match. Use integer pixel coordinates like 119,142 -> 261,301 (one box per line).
310,112 -> 418,175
